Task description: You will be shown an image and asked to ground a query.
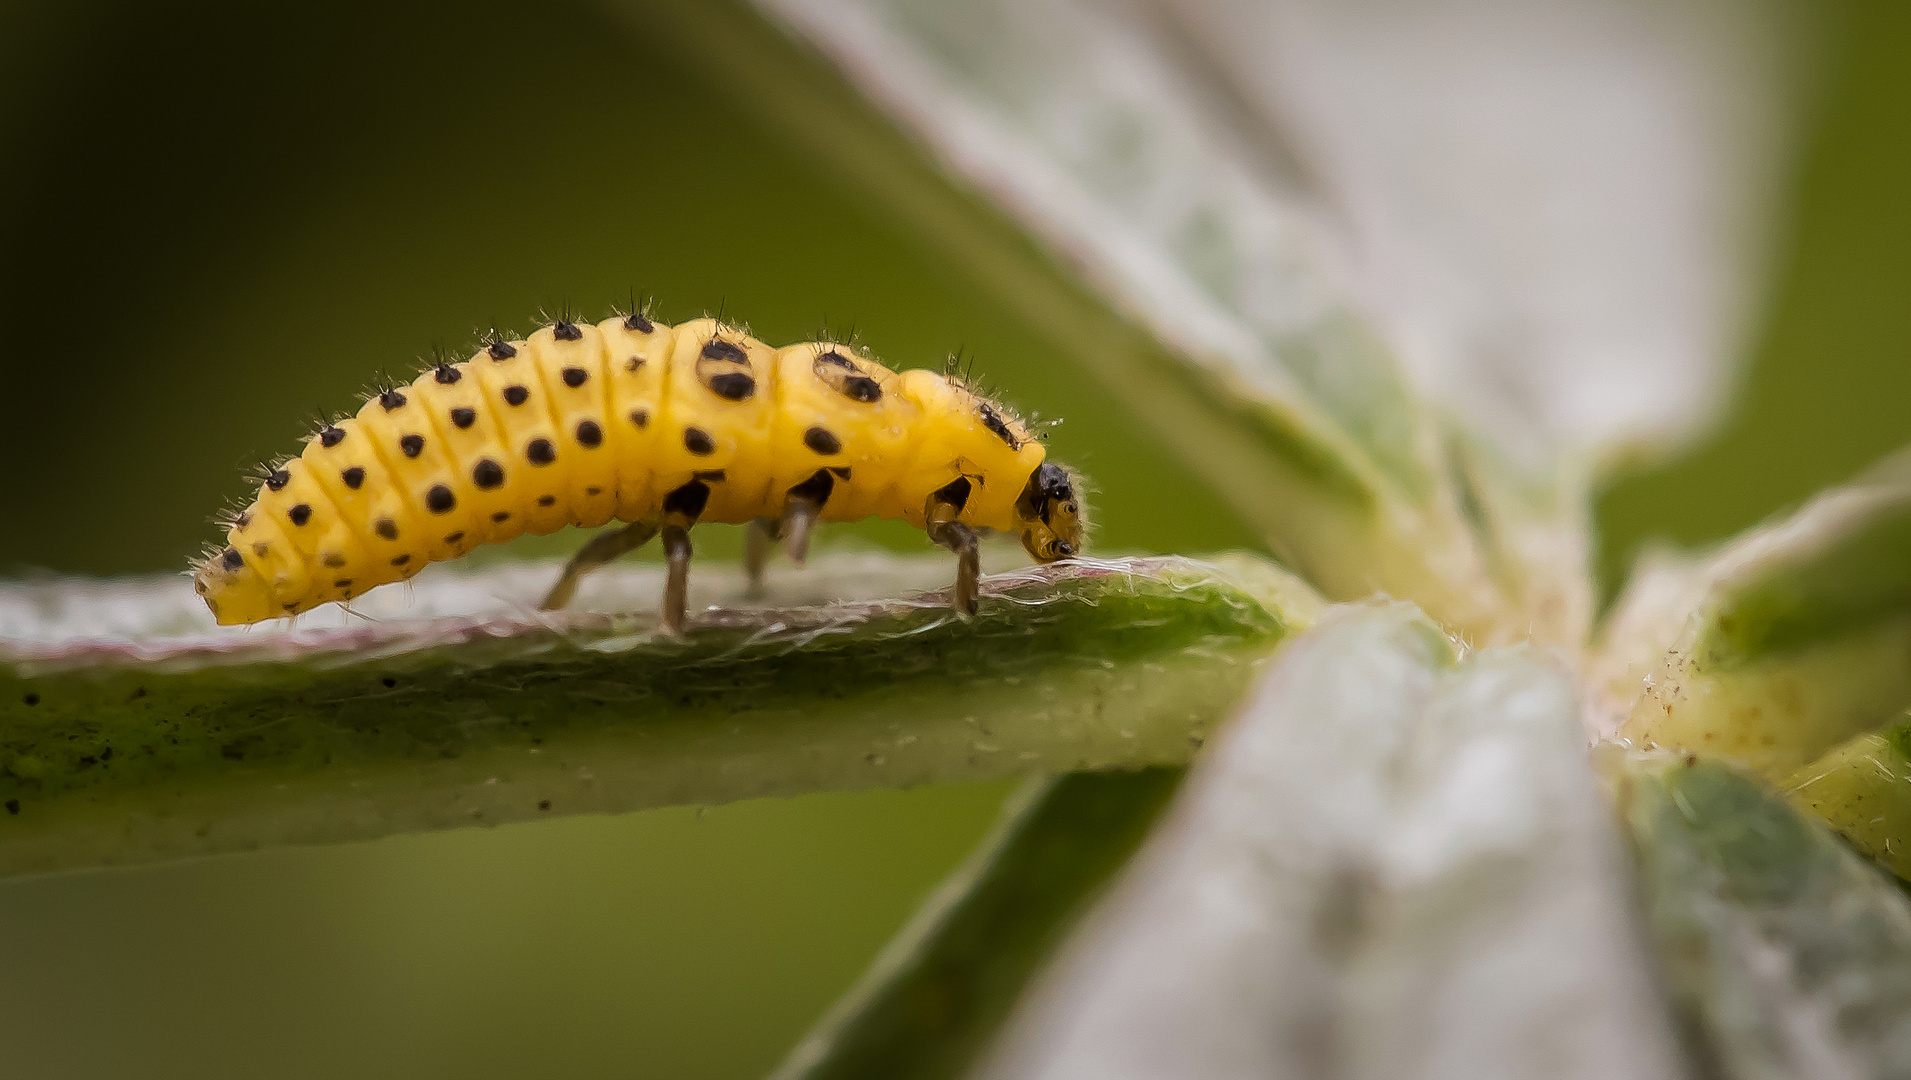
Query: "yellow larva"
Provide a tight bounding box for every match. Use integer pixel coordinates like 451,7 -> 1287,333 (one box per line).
192,314 -> 1089,630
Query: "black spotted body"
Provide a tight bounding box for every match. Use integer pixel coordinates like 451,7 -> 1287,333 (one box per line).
193,316 -> 1086,626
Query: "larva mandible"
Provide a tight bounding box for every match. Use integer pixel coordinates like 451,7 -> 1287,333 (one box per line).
191,314 -> 1089,631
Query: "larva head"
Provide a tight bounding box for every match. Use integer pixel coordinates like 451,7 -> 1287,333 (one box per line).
1014,462 -> 1088,563
191,546 -> 279,626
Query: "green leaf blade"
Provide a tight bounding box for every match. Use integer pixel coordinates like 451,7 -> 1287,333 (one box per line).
0,554 -> 1317,879
1621,458 -> 1911,781
1623,754 -> 1911,1074
773,768 -> 1183,1080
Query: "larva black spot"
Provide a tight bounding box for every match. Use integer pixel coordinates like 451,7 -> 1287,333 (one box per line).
707,372 -> 755,401
503,385 -> 530,407
319,426 -> 346,448
472,459 -> 505,489
288,504 -> 312,526
827,466 -> 851,480
323,553 -> 348,568
391,554 -> 410,566
235,511 -> 252,529
693,469 -> 727,482
585,486 -> 602,496
450,407 -> 476,429
804,427 -> 842,455
788,468 -> 834,508
434,364 -> 462,385
266,469 -> 291,491
526,438 -> 557,465
282,602 -> 301,612
978,403 -> 1020,449
380,390 -> 407,411
562,367 -> 588,388
221,548 -> 244,570
537,495 -> 556,507
575,419 -> 603,447
663,479 -> 711,519
492,510 -> 511,523
334,579 -> 353,588
625,312 -> 654,333
487,340 -> 517,360
374,518 -> 399,541
252,542 -> 270,556
701,339 -> 748,364
817,354 -> 883,399
425,485 -> 456,513
625,356 -> 646,372
444,532 -> 465,544
933,475 -> 973,513
553,320 -> 582,341
342,466 -> 366,489
683,427 -> 716,455
399,434 -> 425,458
629,409 -> 650,428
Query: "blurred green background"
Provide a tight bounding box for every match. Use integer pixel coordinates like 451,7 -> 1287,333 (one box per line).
0,0 -> 1907,1076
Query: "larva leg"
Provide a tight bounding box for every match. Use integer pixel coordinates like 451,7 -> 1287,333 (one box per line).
657,479 -> 711,633
927,514 -> 981,617
779,470 -> 834,567
781,495 -> 821,565
539,518 -> 660,611
661,524 -> 693,633
926,478 -> 979,615
744,517 -> 780,598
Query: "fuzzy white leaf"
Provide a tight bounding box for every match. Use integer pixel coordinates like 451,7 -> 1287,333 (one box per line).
983,604 -> 1684,1080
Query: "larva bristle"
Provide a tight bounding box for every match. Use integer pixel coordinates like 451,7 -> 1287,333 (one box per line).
613,296 -> 659,334
478,327 -> 517,360
210,495 -> 252,529
614,289 -> 656,325
417,346 -> 461,385
1024,412 -> 1065,441
535,303 -> 584,340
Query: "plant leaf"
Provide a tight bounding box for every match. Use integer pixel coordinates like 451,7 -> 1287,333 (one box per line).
977,604 -> 1681,1079
772,767 -> 1183,1080
0,553 -> 1317,879
1622,753 -> 1911,1075
1619,452 -> 1911,781
1782,729 -> 1911,879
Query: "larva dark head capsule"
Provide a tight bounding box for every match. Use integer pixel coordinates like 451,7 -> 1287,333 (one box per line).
1014,462 -> 1088,563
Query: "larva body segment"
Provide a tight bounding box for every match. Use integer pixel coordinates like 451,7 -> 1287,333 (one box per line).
660,320 -> 782,525
351,386 -> 468,565
770,342 -> 922,524
406,362 -> 515,550
601,316 -> 673,522
468,337 -> 574,536
537,323 -> 621,531
192,313 -> 1087,628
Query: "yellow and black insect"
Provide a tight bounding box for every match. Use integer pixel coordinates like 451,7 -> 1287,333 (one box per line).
192,314 -> 1088,631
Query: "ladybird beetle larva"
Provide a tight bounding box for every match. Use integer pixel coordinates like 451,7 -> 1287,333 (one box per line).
191,314 -> 1088,632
